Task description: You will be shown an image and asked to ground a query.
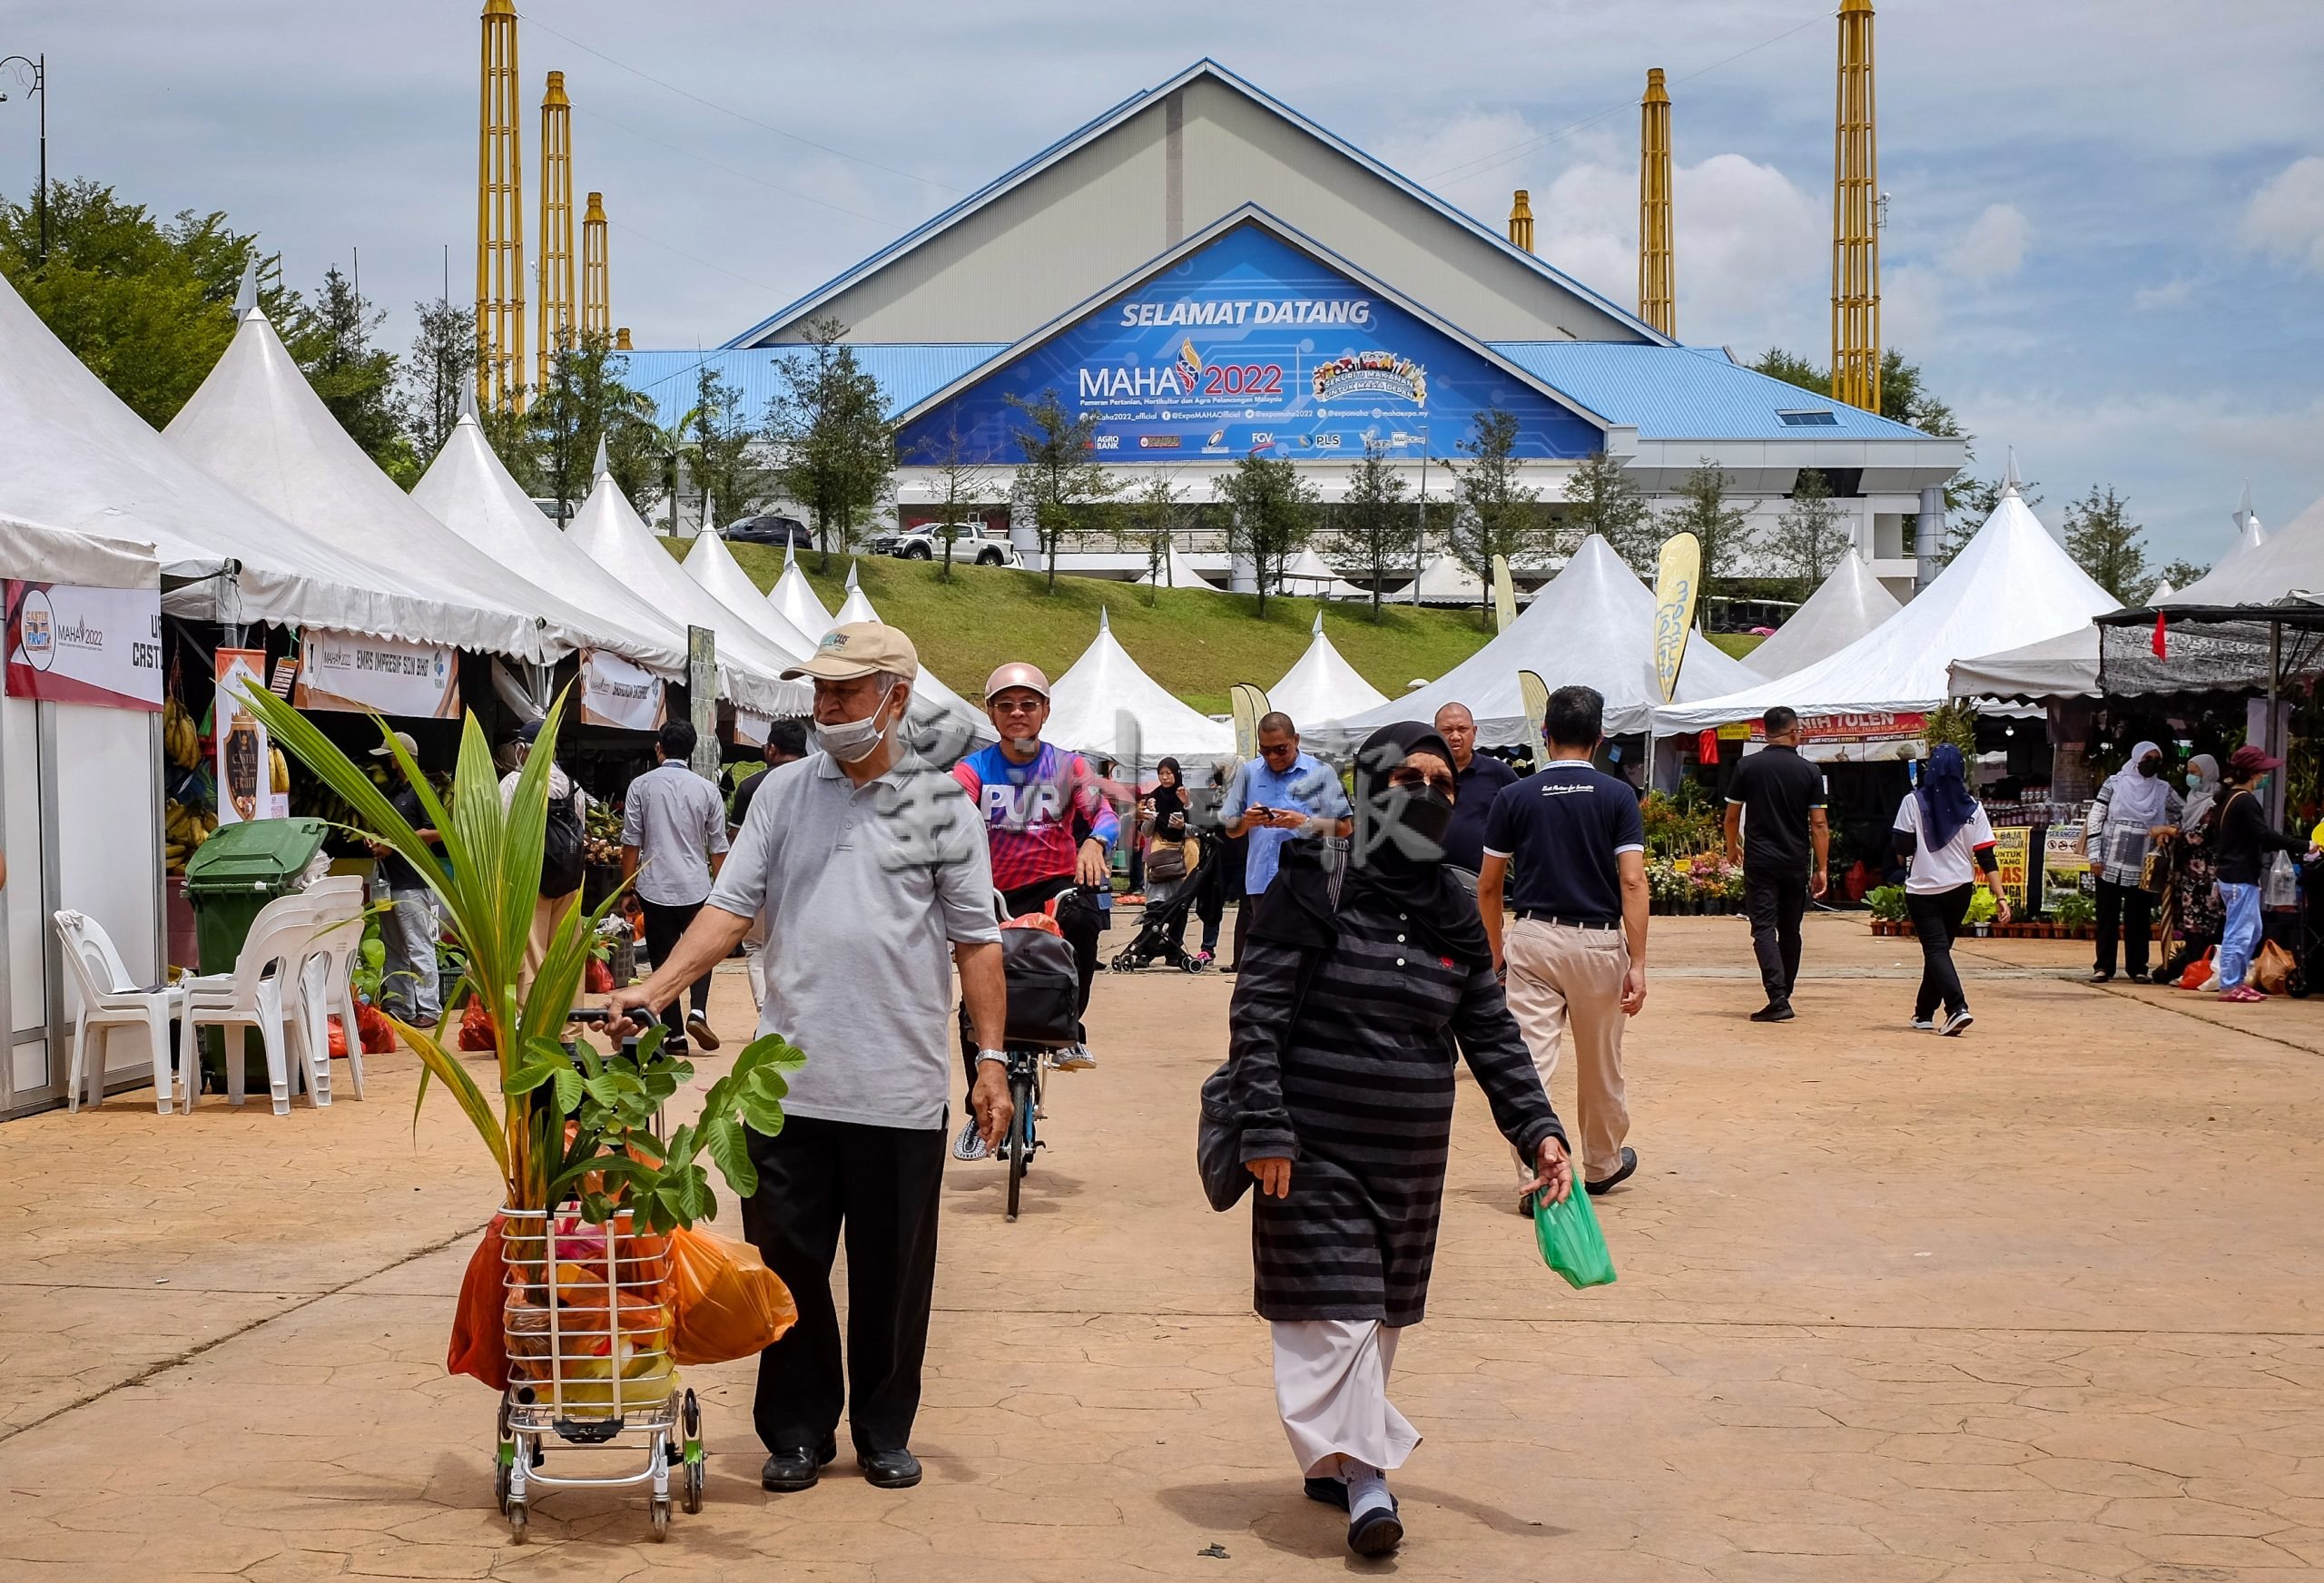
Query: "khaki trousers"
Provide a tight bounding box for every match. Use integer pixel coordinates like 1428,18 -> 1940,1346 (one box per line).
523,891 -> 579,992
1502,917 -> 1630,1183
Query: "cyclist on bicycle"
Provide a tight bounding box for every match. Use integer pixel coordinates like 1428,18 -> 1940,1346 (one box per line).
949,661 -> 1118,1161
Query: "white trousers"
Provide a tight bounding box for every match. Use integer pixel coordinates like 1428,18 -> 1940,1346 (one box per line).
1271,1319 -> 1418,1478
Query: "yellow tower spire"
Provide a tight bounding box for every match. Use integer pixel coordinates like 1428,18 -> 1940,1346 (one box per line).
1831,0 -> 1881,412
537,70 -> 576,389
476,0 -> 525,412
1638,67 -> 1675,338
581,191 -> 610,342
1507,190 -> 1534,254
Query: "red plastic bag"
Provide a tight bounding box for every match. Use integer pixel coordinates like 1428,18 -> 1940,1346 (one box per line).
447,1214 -> 510,1389
668,1225 -> 797,1364
354,1000 -> 398,1054
460,999 -> 496,1052
2176,947 -> 2215,990
585,955 -> 614,994
327,1016 -> 349,1059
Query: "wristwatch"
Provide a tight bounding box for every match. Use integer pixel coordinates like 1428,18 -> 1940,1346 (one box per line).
974,1048 -> 1009,1067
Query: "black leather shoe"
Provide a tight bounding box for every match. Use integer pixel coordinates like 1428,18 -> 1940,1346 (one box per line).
1585,1145 -> 1639,1196
761,1438 -> 838,1492
1748,1000 -> 1795,1022
1347,1498 -> 1403,1557
1304,1476 -> 1349,1509
860,1448 -> 922,1489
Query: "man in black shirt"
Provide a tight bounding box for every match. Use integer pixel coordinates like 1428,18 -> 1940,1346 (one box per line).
1479,684 -> 1648,1206
1433,702 -> 1518,892
366,732 -> 444,1025
1722,707 -> 1828,1023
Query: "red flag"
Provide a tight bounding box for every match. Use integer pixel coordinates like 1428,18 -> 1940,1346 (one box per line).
2152,609 -> 2168,659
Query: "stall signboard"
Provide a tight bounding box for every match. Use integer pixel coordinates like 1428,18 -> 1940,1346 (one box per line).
293,630 -> 459,718
1991,825 -> 2032,909
1746,710 -> 1928,745
214,649 -> 288,824
732,710 -> 771,748
893,219 -> 1603,467
4,579 -> 163,711
578,648 -> 666,732
2043,822 -> 2092,909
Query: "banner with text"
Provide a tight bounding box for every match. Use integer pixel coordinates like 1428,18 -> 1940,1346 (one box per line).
1991,826 -> 2032,909
5,579 -> 163,711
578,648 -> 667,732
215,649 -> 287,824
293,629 -> 459,718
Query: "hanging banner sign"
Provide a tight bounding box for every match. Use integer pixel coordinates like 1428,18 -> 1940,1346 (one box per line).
1746,710 -> 1928,745
214,648 -> 288,825
731,710 -> 771,748
4,579 -> 164,711
893,220 -> 1603,466
293,630 -> 459,718
2043,822 -> 2092,909
1990,825 -> 2032,909
578,648 -> 667,732
1651,534 -> 1701,703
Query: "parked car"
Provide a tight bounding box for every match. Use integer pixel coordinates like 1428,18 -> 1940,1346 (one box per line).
870,523 -> 1021,566
724,514 -> 813,548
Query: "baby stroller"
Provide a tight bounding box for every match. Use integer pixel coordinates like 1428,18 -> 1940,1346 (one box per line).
1111,833 -> 1215,973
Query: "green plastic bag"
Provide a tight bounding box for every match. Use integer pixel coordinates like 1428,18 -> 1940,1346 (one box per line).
1531,1185 -> 1616,1289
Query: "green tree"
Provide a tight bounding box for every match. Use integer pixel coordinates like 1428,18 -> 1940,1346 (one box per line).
1215,451 -> 1318,618
532,334 -> 661,523
683,362 -> 766,535
1661,458 -> 1758,609
1562,449 -> 1654,575
284,265 -> 411,484
1750,346 -> 1958,434
2063,484 -> 2152,603
1128,471 -> 1195,604
1005,388 -> 1118,593
1447,408 -> 1543,610
767,318 -> 893,569
1330,439 -> 1415,620
401,293 -> 476,471
0,177 -> 294,427
1765,467 -> 1853,599
911,420 -> 997,584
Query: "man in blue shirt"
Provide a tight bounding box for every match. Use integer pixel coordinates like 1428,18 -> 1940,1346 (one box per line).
1477,684 -> 1647,1208
1222,711 -> 1352,970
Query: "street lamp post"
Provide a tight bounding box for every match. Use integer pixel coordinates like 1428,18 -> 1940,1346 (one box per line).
0,54 -> 46,265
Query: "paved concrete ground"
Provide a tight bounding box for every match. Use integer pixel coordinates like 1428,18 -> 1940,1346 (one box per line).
5,913 -> 2323,1581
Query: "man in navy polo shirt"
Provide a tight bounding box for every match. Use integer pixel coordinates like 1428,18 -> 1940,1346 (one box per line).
1477,684 -> 1647,1210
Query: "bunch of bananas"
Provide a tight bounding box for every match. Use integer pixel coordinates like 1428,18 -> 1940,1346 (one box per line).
163,800 -> 218,874
163,697 -> 202,770
271,745 -> 290,795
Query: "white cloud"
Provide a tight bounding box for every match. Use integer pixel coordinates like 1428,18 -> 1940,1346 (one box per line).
2243,155 -> 2324,270
1882,263 -> 1946,351
1943,203 -> 2029,280
2132,278 -> 2193,311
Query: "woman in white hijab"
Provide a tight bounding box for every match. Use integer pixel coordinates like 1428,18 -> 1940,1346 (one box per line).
2081,741 -> 2182,983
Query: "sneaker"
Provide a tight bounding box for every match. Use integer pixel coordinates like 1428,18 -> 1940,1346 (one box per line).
1748,1001 -> 1796,1023
1052,1043 -> 1097,1071
1194,949 -> 1215,968
1909,1017 -> 1936,1031
684,1011 -> 720,1052
1941,1008 -> 1974,1037
950,1118 -> 988,1162
2221,985 -> 2269,1003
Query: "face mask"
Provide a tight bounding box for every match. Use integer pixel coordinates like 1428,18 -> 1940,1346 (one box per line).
2139,760 -> 2161,778
1372,785 -> 1453,868
815,683 -> 894,763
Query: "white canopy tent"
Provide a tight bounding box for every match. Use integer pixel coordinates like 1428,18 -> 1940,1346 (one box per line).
1134,541 -> 1223,591
684,506 -> 831,662
1947,625 -> 2100,703
796,565 -> 993,745
412,422 -> 687,679
1045,608 -> 1234,774
832,562 -> 875,625
566,467 -> 813,716
1657,484 -> 2120,733
1276,547 -> 1366,601
2160,489 -> 2323,607
1267,611 -> 1389,726
1318,536 -> 1764,750
1742,555 -> 1900,679
1404,552 -> 1486,607
767,539 -> 836,634
0,260 -> 493,642
0,512 -> 160,590
166,306 -> 602,664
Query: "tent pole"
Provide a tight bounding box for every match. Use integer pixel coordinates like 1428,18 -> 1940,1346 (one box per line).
2269,619 -> 2286,825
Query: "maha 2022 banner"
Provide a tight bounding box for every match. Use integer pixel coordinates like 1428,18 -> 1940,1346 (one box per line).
4,578 -> 164,712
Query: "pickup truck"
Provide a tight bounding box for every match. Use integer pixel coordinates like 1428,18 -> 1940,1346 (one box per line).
872,523 -> 1021,566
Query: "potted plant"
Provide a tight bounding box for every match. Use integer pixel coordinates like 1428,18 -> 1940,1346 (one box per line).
1866,884 -> 1908,935
2053,890 -> 2097,939
1965,889 -> 1998,936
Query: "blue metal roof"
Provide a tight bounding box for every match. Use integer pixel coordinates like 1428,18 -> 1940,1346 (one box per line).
621,345 -> 1006,429
1483,343 -> 1929,441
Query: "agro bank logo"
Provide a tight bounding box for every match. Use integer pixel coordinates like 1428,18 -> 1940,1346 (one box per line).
1313,349 -> 1428,408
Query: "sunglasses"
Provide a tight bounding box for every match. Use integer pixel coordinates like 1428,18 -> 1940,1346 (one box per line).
1388,767 -> 1455,797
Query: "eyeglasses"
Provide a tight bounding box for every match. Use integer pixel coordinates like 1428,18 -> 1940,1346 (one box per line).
988,698 -> 1045,716
1388,767 -> 1456,797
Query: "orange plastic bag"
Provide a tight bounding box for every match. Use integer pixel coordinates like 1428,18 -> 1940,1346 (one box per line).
447,1214 -> 510,1389
668,1225 -> 796,1364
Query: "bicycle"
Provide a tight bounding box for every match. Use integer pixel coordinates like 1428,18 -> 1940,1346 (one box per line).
998,1044 -> 1047,1223
975,885 -> 1088,1223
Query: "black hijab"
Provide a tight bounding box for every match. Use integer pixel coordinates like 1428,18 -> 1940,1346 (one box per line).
1150,757 -> 1187,832
1249,722 -> 1492,969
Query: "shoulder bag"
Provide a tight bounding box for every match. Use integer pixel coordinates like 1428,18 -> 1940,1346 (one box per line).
1197,945 -> 1321,1213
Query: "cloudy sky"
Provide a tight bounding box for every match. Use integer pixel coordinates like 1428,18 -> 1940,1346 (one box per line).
7,1 -> 2321,565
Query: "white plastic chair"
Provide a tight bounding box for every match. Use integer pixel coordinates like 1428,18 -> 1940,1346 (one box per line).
282,879 -> 367,1106
181,894 -> 316,1116
53,910 -> 187,1115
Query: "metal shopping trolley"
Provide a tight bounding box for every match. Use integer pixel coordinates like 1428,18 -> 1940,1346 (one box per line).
496,1205 -> 703,1540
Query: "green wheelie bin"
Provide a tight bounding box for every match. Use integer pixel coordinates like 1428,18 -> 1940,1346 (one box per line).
182,817 -> 332,1092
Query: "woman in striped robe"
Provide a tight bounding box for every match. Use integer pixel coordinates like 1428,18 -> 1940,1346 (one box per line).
1227,721 -> 1571,1558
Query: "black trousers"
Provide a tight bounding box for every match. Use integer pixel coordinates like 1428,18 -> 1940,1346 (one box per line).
1744,869 -> 1808,1006
1906,884 -> 1974,1019
741,1115 -> 945,1457
2093,876 -> 2154,978
638,896 -> 711,1039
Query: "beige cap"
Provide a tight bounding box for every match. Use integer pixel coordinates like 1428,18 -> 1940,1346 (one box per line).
983,661 -> 1050,701
781,621 -> 920,683
369,730 -> 419,759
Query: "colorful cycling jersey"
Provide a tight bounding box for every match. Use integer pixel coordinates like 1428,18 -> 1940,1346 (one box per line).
951,742 -> 1121,891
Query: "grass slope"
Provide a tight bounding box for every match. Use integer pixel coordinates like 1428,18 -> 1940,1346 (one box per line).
1706,632 -> 1767,659
714,546 -> 1495,714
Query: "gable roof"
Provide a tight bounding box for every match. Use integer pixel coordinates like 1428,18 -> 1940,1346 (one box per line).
726,59 -> 1672,351
1490,344 -> 1934,441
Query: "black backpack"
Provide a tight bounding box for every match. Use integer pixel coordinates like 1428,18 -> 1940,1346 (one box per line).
541,785 -> 585,898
